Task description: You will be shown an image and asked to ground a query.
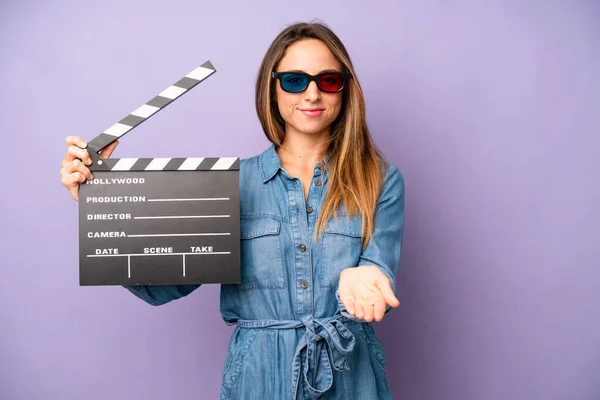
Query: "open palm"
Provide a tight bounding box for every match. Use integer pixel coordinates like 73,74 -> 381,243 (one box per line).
338,265 -> 400,322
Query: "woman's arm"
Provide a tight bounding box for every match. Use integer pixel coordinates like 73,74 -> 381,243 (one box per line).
338,164 -> 405,322
122,284 -> 201,306
357,164 -> 405,295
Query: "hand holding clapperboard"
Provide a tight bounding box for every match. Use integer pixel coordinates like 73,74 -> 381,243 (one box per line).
71,61 -> 241,286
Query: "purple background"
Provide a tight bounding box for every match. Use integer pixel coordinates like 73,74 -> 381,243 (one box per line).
1,1 -> 599,399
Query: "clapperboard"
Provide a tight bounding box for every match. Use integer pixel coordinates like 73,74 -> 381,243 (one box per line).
79,61 -> 241,286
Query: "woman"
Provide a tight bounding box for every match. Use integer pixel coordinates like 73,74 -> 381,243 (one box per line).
60,22 -> 404,400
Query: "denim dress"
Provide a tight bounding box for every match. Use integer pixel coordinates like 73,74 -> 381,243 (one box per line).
125,144 -> 405,399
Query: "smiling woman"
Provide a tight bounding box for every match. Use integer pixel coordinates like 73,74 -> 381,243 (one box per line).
269,39 -> 346,141
60,21 -> 405,400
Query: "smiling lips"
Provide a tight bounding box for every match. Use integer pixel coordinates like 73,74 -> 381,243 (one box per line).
299,108 -> 325,117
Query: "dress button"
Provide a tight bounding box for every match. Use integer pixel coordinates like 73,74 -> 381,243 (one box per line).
314,179 -> 322,186
306,206 -> 313,213
299,244 -> 307,252
301,280 -> 309,289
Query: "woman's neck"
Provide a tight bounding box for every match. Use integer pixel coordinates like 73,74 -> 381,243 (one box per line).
277,130 -> 329,171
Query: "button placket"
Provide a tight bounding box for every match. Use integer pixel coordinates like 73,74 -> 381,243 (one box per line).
306,173 -> 323,231
283,172 -> 310,316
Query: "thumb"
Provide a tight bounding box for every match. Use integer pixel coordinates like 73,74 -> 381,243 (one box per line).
100,140 -> 119,158
338,271 -> 356,315
375,278 -> 400,308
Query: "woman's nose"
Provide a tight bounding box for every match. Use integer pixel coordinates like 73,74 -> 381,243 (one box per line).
304,81 -> 321,102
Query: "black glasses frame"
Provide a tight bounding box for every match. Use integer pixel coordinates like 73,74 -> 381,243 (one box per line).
271,71 -> 353,93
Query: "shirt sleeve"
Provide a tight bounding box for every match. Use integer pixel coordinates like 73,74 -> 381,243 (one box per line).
357,164 -> 405,295
122,284 -> 201,306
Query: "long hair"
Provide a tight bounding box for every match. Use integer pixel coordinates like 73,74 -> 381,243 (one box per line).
255,21 -> 385,248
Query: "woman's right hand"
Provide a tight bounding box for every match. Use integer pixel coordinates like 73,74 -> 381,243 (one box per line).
60,136 -> 119,201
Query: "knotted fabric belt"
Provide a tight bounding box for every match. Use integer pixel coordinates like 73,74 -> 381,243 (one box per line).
237,314 -> 357,399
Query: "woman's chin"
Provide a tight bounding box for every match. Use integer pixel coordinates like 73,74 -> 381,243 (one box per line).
288,122 -> 331,137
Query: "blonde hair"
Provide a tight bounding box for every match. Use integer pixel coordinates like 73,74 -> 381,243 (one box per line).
255,22 -> 385,248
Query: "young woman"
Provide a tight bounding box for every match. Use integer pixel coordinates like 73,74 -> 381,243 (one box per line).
60,22 -> 405,400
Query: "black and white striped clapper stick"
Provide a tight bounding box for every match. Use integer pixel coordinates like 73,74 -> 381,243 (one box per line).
78,60 -> 241,287
86,60 -> 222,170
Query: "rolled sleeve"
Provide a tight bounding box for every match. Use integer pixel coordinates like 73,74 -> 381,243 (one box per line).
357,165 -> 405,294
122,284 -> 201,306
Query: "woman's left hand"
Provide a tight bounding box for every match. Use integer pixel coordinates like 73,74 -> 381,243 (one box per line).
338,266 -> 400,322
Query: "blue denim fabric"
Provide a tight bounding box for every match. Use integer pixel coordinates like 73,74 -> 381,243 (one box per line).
125,144 -> 405,399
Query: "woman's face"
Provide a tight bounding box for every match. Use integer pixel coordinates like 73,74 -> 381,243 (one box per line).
274,39 -> 344,139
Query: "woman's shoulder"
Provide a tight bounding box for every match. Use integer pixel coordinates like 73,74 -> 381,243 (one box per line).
379,161 -> 405,197
238,155 -> 260,182
237,144 -> 279,184
238,149 -> 267,172
239,153 -> 261,168
240,153 -> 263,167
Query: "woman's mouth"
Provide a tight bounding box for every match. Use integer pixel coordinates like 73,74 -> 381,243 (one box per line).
299,108 -> 324,117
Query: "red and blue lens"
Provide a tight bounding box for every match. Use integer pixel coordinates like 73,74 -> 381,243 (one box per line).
272,71 -> 352,93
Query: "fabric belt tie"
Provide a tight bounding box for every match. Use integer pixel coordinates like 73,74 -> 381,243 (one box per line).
237,314 -> 357,399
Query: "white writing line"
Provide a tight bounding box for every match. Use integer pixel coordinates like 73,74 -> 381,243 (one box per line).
127,233 -> 230,238
134,215 -> 230,220
147,198 -> 230,202
87,252 -> 231,257
183,254 -> 186,277
128,255 -> 131,278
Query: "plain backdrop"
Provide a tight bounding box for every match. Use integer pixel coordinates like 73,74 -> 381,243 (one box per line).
1,1 -> 599,399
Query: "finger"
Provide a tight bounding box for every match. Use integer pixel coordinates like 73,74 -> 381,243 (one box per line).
340,296 -> 355,316
61,171 -> 86,189
64,145 -> 92,166
373,299 -> 386,322
338,283 -> 355,316
60,163 -> 85,201
338,270 -> 354,300
375,279 -> 400,308
68,159 -> 94,181
354,301 -> 365,320
75,171 -> 86,184
362,302 -> 375,322
100,140 -> 119,158
65,136 -> 87,149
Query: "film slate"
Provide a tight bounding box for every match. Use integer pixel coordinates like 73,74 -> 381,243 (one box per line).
78,61 -> 241,286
